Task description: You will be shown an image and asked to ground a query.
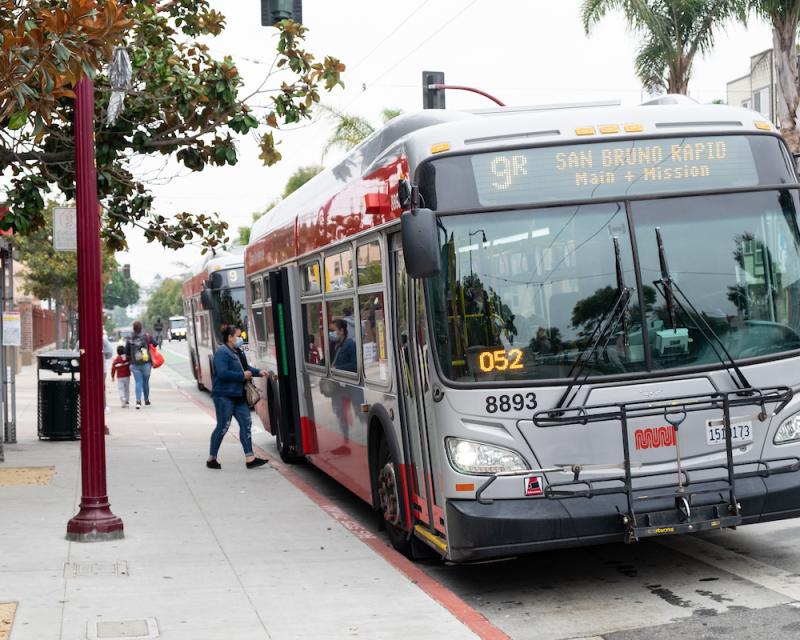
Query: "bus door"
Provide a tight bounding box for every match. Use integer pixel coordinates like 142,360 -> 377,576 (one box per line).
188,298 -> 203,387
392,240 -> 441,535
268,266 -> 305,459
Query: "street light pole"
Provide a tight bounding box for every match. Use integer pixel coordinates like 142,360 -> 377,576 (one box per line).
66,75 -> 123,542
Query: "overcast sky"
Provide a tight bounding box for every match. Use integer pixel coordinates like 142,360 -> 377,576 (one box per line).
116,0 -> 774,286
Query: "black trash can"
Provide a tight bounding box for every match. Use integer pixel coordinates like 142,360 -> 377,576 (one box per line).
37,350 -> 80,440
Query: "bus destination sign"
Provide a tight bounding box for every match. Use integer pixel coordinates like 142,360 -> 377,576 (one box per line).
471,136 -> 761,206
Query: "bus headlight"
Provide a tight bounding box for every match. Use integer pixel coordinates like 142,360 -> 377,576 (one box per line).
445,437 -> 528,475
775,413 -> 800,445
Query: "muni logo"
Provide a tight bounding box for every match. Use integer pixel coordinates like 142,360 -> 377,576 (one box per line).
634,426 -> 676,450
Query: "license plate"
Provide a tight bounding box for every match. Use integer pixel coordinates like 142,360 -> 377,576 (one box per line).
705,418 -> 752,445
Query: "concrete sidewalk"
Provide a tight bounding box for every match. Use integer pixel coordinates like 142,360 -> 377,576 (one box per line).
0,360 -> 478,639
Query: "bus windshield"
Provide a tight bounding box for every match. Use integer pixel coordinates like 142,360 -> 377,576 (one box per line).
219,285 -> 248,335
427,189 -> 800,383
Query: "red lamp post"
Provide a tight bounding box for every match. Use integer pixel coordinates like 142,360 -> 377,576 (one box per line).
66,75 -> 124,541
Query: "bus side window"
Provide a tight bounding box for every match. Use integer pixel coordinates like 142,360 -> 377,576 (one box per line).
359,292 -> 388,381
357,241 -> 382,286
327,298 -> 358,374
302,301 -> 325,367
302,261 -> 321,294
251,306 -> 267,359
265,303 -> 276,362
325,249 -> 354,292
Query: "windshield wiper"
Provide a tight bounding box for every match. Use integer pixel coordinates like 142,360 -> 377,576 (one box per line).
553,237 -> 632,411
653,227 -> 750,391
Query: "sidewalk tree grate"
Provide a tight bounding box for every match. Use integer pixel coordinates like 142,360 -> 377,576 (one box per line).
63,561 -> 129,578
0,466 -> 53,486
0,603 -> 17,640
88,618 -> 158,639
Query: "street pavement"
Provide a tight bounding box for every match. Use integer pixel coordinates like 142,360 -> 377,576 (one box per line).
7,345 -> 800,640
0,353 -> 480,640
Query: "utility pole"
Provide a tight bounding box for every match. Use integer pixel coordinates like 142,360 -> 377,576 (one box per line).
66,75 -> 123,542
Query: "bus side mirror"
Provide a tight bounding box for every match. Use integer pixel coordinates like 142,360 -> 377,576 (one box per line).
200,288 -> 214,311
209,272 -> 223,289
401,208 -> 441,278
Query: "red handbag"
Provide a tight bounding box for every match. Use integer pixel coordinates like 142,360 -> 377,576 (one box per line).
149,343 -> 164,368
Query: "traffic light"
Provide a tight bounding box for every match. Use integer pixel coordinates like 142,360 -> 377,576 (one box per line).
122,264 -> 130,279
422,71 -> 446,109
261,0 -> 302,26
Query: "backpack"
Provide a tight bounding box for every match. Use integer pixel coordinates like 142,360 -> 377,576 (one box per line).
129,333 -> 149,363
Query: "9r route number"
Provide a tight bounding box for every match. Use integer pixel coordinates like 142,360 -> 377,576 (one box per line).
486,393 -> 537,414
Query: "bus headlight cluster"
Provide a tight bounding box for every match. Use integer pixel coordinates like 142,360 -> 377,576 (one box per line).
775,413 -> 800,445
445,437 -> 528,475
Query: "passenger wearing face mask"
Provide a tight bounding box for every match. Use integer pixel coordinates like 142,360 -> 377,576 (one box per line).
233,326 -> 248,369
207,324 -> 268,470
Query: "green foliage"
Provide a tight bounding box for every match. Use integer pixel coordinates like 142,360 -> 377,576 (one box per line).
145,279 -> 183,329
103,268 -> 140,309
2,2 -> 344,254
283,165 -> 323,198
381,108 -> 403,124
321,105 -> 376,157
582,0 -> 746,94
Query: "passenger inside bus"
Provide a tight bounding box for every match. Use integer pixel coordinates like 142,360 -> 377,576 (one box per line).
330,319 -> 356,372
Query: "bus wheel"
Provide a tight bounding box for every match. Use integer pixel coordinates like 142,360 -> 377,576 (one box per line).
377,438 -> 411,555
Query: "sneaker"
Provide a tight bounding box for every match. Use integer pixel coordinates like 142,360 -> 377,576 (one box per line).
246,458 -> 269,469
206,459 -> 222,470
145,400 -> 151,407
135,402 -> 141,410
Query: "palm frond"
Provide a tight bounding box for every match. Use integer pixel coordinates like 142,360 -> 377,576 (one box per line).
635,36 -> 668,94
319,104 -> 375,158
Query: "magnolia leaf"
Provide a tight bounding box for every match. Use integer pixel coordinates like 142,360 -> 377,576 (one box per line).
8,110 -> 28,130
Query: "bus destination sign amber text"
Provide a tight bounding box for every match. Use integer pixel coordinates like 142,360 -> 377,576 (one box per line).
489,140 -> 729,191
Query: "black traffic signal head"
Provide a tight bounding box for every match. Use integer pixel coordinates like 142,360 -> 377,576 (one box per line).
261,0 -> 302,26
422,70 -> 446,109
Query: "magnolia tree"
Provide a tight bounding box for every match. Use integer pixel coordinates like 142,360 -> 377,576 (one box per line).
0,0 -> 344,252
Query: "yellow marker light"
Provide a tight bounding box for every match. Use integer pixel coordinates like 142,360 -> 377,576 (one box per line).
599,125 -> 620,134
754,120 -> 772,131
430,142 -> 450,154
624,123 -> 644,133
575,127 -> 595,136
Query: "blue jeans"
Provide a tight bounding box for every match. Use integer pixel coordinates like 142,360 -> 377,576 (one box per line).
210,395 -> 253,458
131,363 -> 152,403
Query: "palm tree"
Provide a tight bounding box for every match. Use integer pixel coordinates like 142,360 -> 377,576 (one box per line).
321,106 -> 403,158
748,1 -> 800,152
582,1 -> 745,95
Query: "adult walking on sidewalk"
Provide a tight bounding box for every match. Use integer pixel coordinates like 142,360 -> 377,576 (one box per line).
207,324 -> 268,470
125,320 -> 157,410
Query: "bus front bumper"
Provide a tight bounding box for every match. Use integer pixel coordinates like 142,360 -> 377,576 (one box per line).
445,472 -> 800,563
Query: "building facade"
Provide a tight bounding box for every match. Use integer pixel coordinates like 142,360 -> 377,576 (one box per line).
727,49 -> 775,122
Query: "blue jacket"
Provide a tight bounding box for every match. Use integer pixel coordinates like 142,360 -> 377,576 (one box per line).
332,337 -> 357,373
212,345 -> 261,398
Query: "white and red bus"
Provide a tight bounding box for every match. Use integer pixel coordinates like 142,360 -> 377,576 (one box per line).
245,100 -> 800,562
182,249 -> 248,391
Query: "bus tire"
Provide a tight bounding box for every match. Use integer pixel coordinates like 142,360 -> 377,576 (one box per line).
376,437 -> 412,556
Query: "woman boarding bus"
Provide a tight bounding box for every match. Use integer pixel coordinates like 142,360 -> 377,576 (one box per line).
245,100 -> 800,562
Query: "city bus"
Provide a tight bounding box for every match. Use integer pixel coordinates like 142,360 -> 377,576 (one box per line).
182,248 -> 248,391
245,99 -> 800,562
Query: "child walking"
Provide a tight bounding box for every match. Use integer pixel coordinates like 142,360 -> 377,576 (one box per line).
111,345 -> 131,408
